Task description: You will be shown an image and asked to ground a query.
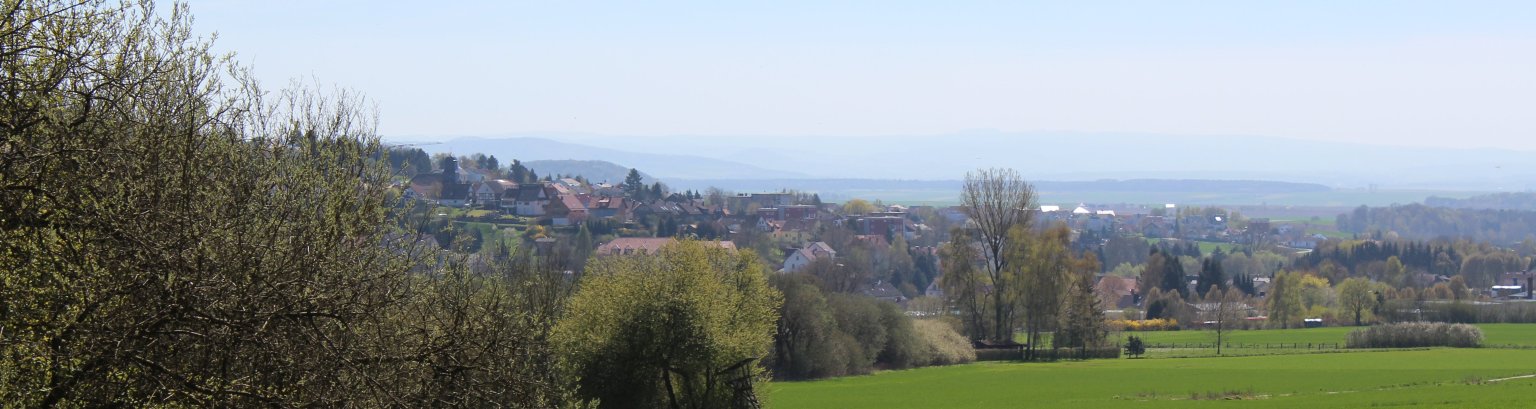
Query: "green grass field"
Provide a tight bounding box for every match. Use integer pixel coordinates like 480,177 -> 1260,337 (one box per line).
1120,324 -> 1536,348
768,349 -> 1536,408
1146,238 -> 1237,255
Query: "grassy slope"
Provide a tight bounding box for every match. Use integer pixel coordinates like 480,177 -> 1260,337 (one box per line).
767,349 -> 1536,409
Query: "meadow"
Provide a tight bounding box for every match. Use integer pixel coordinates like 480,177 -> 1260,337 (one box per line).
1120,323 -> 1536,348
767,348 -> 1536,409
1145,238 -> 1238,255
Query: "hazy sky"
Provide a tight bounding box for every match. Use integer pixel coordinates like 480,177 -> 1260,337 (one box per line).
192,1 -> 1536,150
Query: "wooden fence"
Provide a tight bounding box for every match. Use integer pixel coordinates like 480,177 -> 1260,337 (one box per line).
1144,342 -> 1345,350
974,347 -> 1121,362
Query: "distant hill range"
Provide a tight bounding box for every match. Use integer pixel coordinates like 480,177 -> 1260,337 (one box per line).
663,178 -> 1328,194
661,178 -> 1335,206
392,133 -> 1531,206
415,137 -> 807,180
1426,192 -> 1536,211
428,131 -> 1536,191
523,160 -> 655,185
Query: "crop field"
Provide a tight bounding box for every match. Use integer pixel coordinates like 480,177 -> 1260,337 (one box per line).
767,348 -> 1536,408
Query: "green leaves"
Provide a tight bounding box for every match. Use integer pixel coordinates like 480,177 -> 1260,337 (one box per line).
554,241 -> 781,409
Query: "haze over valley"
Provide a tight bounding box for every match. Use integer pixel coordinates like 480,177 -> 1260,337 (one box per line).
14,1 -> 1536,408
404,133 -> 1533,207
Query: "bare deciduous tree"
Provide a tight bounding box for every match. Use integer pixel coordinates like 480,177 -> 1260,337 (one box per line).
958,168 -> 1037,341
940,228 -> 988,340
1204,287 -> 1249,355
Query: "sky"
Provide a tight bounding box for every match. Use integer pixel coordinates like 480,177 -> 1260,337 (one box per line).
189,1 -> 1536,150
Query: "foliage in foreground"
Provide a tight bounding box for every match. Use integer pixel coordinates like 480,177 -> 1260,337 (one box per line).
1,1 -> 581,406
1347,322 -> 1484,348
553,242 -> 782,409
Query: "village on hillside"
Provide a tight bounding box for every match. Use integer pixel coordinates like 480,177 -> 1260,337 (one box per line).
396,153 -> 1536,324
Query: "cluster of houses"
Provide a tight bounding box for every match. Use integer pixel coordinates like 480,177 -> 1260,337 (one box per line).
402,157 -> 936,244
754,203 -> 927,239
402,158 -> 728,227
776,240 -> 913,304
400,160 -> 939,301
1034,204 -> 1328,250
404,162 -> 1375,317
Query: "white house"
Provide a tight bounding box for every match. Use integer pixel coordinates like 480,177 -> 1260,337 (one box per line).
780,242 -> 837,273
471,179 -> 517,207
512,184 -> 550,216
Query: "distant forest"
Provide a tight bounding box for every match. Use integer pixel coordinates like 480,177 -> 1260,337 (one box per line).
523,160 -> 656,185
1338,203 -> 1536,245
1426,192 -> 1536,211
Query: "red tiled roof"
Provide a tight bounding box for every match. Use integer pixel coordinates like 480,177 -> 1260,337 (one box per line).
559,194 -> 586,211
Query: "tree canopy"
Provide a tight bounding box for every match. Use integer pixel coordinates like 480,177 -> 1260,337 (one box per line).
553,242 -> 781,409
1,2 -> 579,406
841,198 -> 877,215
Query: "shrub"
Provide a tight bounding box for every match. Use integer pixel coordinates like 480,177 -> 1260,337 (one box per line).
1107,319 -> 1181,331
1346,322 -> 1483,348
1125,336 -> 1147,358
913,319 -> 976,366
827,294 -> 888,374
877,302 -> 930,369
767,275 -> 853,379
769,275 -> 972,380
1036,347 -> 1121,361
973,348 -> 1020,362
1377,301 -> 1536,324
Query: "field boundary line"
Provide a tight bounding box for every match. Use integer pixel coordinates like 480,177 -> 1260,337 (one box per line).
1488,374 -> 1536,383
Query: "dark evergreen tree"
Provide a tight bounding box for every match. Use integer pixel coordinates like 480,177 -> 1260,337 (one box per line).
1196,257 -> 1225,297
509,159 -> 530,183
384,147 -> 433,176
1125,335 -> 1146,358
624,168 -> 645,198
573,224 -> 595,270
1162,253 -> 1189,297
1233,272 -> 1256,296
441,156 -> 461,185
1055,272 -> 1109,354
656,217 -> 670,237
